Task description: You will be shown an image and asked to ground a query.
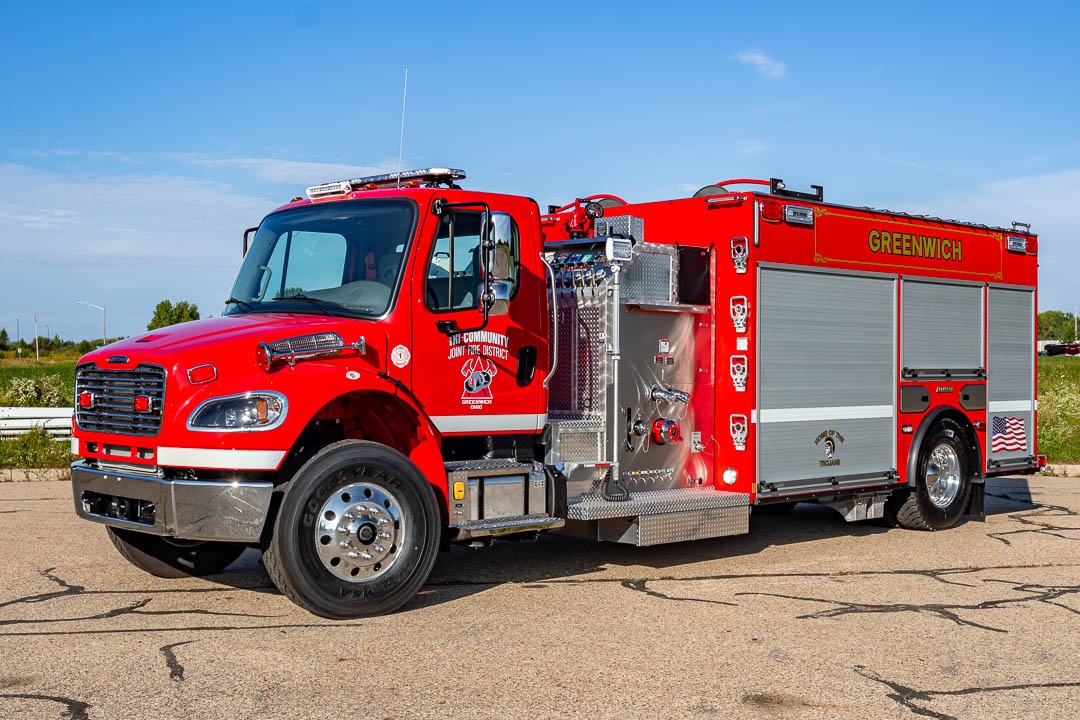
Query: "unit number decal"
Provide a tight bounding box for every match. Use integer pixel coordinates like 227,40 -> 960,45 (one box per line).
391,345 -> 412,368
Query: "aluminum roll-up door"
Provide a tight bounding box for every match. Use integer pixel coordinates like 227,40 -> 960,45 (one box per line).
757,268 -> 896,495
901,280 -> 983,373
987,287 -> 1035,467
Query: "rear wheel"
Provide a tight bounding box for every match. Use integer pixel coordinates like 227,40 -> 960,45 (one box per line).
106,527 -> 246,578
888,418 -> 973,530
263,440 -> 441,618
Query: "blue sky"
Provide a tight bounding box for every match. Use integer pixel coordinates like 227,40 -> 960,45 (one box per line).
3,1 -> 1079,342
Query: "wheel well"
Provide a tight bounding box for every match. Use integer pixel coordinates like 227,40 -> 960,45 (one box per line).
906,407 -> 983,487
260,390 -> 448,547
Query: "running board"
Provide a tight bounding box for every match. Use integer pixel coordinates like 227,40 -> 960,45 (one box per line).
449,515 -> 565,541
566,488 -> 750,546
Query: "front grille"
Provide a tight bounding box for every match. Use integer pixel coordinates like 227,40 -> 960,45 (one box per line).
75,363 -> 166,437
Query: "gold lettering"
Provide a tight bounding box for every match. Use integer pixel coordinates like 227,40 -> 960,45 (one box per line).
942,239 -> 951,260
953,239 -> 962,262
881,231 -> 892,254
868,229 -> 880,252
903,233 -> 912,255
914,235 -> 924,257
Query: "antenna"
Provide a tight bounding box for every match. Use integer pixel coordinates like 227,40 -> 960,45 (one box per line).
397,67 -> 408,188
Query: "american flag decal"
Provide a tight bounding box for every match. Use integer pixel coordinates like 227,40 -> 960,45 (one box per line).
991,416 -> 1027,454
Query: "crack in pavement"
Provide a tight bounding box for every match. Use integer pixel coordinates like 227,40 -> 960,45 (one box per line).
0,568 -> 87,610
0,692 -> 91,720
620,579 -> 737,606
0,597 -> 282,627
736,578 -> 1080,633
0,621 -> 366,637
160,640 -> 196,682
855,665 -> 1080,720
986,492 -> 1080,546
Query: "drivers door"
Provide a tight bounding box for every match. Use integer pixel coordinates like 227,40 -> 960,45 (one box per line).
411,198 -> 546,438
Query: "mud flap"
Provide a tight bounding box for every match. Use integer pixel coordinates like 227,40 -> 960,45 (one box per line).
965,479 -> 986,520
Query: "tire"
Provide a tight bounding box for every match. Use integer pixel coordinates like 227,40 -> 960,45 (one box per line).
107,527 -> 246,578
888,418 -> 973,530
263,440 -> 441,619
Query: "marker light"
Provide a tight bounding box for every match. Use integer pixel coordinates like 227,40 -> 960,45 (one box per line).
78,392 -> 94,409
187,392 -> 287,432
186,364 -> 218,385
133,396 -> 152,413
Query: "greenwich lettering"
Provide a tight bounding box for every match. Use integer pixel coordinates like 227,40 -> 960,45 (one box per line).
867,229 -> 962,262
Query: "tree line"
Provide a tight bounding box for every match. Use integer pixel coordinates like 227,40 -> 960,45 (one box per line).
0,299 -> 202,359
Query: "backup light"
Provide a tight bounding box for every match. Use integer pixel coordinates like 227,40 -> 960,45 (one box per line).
722,468 -> 737,486
784,205 -> 814,226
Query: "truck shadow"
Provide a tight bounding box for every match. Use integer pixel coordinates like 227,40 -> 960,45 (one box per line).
206,475 -> 1046,613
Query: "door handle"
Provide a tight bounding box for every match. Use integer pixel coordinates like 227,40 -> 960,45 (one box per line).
517,346 -> 538,386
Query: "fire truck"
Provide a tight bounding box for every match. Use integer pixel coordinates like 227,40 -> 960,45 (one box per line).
69,169 -> 1041,618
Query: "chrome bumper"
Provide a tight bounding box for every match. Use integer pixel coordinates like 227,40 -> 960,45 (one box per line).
71,461 -> 273,542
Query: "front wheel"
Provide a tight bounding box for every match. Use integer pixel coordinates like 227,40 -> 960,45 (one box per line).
106,527 -> 246,578
263,440 -> 441,618
888,418 -> 973,530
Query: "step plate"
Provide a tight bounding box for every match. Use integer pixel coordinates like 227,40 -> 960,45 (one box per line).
566,488 -> 748,521
599,506 -> 750,546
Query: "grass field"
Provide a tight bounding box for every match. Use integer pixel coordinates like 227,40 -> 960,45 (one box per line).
2,357 -> 1080,467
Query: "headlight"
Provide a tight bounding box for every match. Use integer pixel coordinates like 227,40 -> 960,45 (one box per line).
187,392 -> 287,432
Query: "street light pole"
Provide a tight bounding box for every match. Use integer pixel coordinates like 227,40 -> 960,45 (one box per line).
76,301 -> 107,348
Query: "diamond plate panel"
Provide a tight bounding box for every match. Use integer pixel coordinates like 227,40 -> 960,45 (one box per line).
549,289 -> 608,420
635,506 -> 749,546
594,216 -> 644,241
566,487 -> 748,520
623,246 -> 677,304
553,427 -> 604,463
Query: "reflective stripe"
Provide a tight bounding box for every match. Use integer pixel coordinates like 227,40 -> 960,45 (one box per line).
71,437 -> 79,455
989,400 -> 1033,413
431,414 -> 547,433
157,447 -> 287,470
757,405 -> 894,424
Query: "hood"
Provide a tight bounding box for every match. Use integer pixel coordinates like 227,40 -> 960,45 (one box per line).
78,313 -> 380,369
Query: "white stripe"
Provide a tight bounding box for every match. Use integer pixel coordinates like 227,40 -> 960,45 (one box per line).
431,413 -> 547,433
157,447 -> 287,470
71,437 -> 79,455
989,400 -> 1032,413
758,405 -> 894,424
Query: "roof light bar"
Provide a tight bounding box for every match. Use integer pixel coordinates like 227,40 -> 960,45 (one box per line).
305,168 -> 466,200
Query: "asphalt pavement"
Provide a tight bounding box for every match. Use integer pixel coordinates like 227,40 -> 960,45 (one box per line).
1,475 -> 1078,720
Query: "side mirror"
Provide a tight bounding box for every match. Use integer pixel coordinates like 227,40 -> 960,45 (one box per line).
243,227 -> 258,257
485,213 -> 515,281
484,281 -> 511,317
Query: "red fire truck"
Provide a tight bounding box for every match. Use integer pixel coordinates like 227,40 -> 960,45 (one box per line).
70,169 -> 1041,618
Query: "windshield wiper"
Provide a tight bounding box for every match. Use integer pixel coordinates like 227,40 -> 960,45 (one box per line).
224,296 -> 255,311
278,293 -> 336,315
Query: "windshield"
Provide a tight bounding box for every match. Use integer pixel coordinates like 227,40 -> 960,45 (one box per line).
225,199 -> 416,318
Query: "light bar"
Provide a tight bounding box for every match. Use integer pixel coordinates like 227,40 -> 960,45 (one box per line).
305,168 -> 466,200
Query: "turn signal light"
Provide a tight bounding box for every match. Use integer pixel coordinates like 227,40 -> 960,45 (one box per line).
133,396 -> 152,413
78,392 -> 94,409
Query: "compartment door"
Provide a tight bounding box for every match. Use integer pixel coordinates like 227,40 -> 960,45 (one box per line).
757,268 -> 896,496
987,287 -> 1036,469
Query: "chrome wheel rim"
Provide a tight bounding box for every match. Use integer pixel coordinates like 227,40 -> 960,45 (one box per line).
925,444 -> 961,509
314,481 -> 403,582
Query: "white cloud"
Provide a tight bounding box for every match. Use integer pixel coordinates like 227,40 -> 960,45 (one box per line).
0,163 -> 273,341
170,154 -> 395,186
736,49 -> 787,80
908,169 -> 1080,312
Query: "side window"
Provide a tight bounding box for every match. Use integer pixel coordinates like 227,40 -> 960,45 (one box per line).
426,212 -> 483,311
489,212 -> 520,296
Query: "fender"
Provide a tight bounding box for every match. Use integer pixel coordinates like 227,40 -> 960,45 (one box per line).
904,405 -> 984,487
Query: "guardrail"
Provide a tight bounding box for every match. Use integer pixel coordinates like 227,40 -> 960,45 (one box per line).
0,407 -> 74,438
